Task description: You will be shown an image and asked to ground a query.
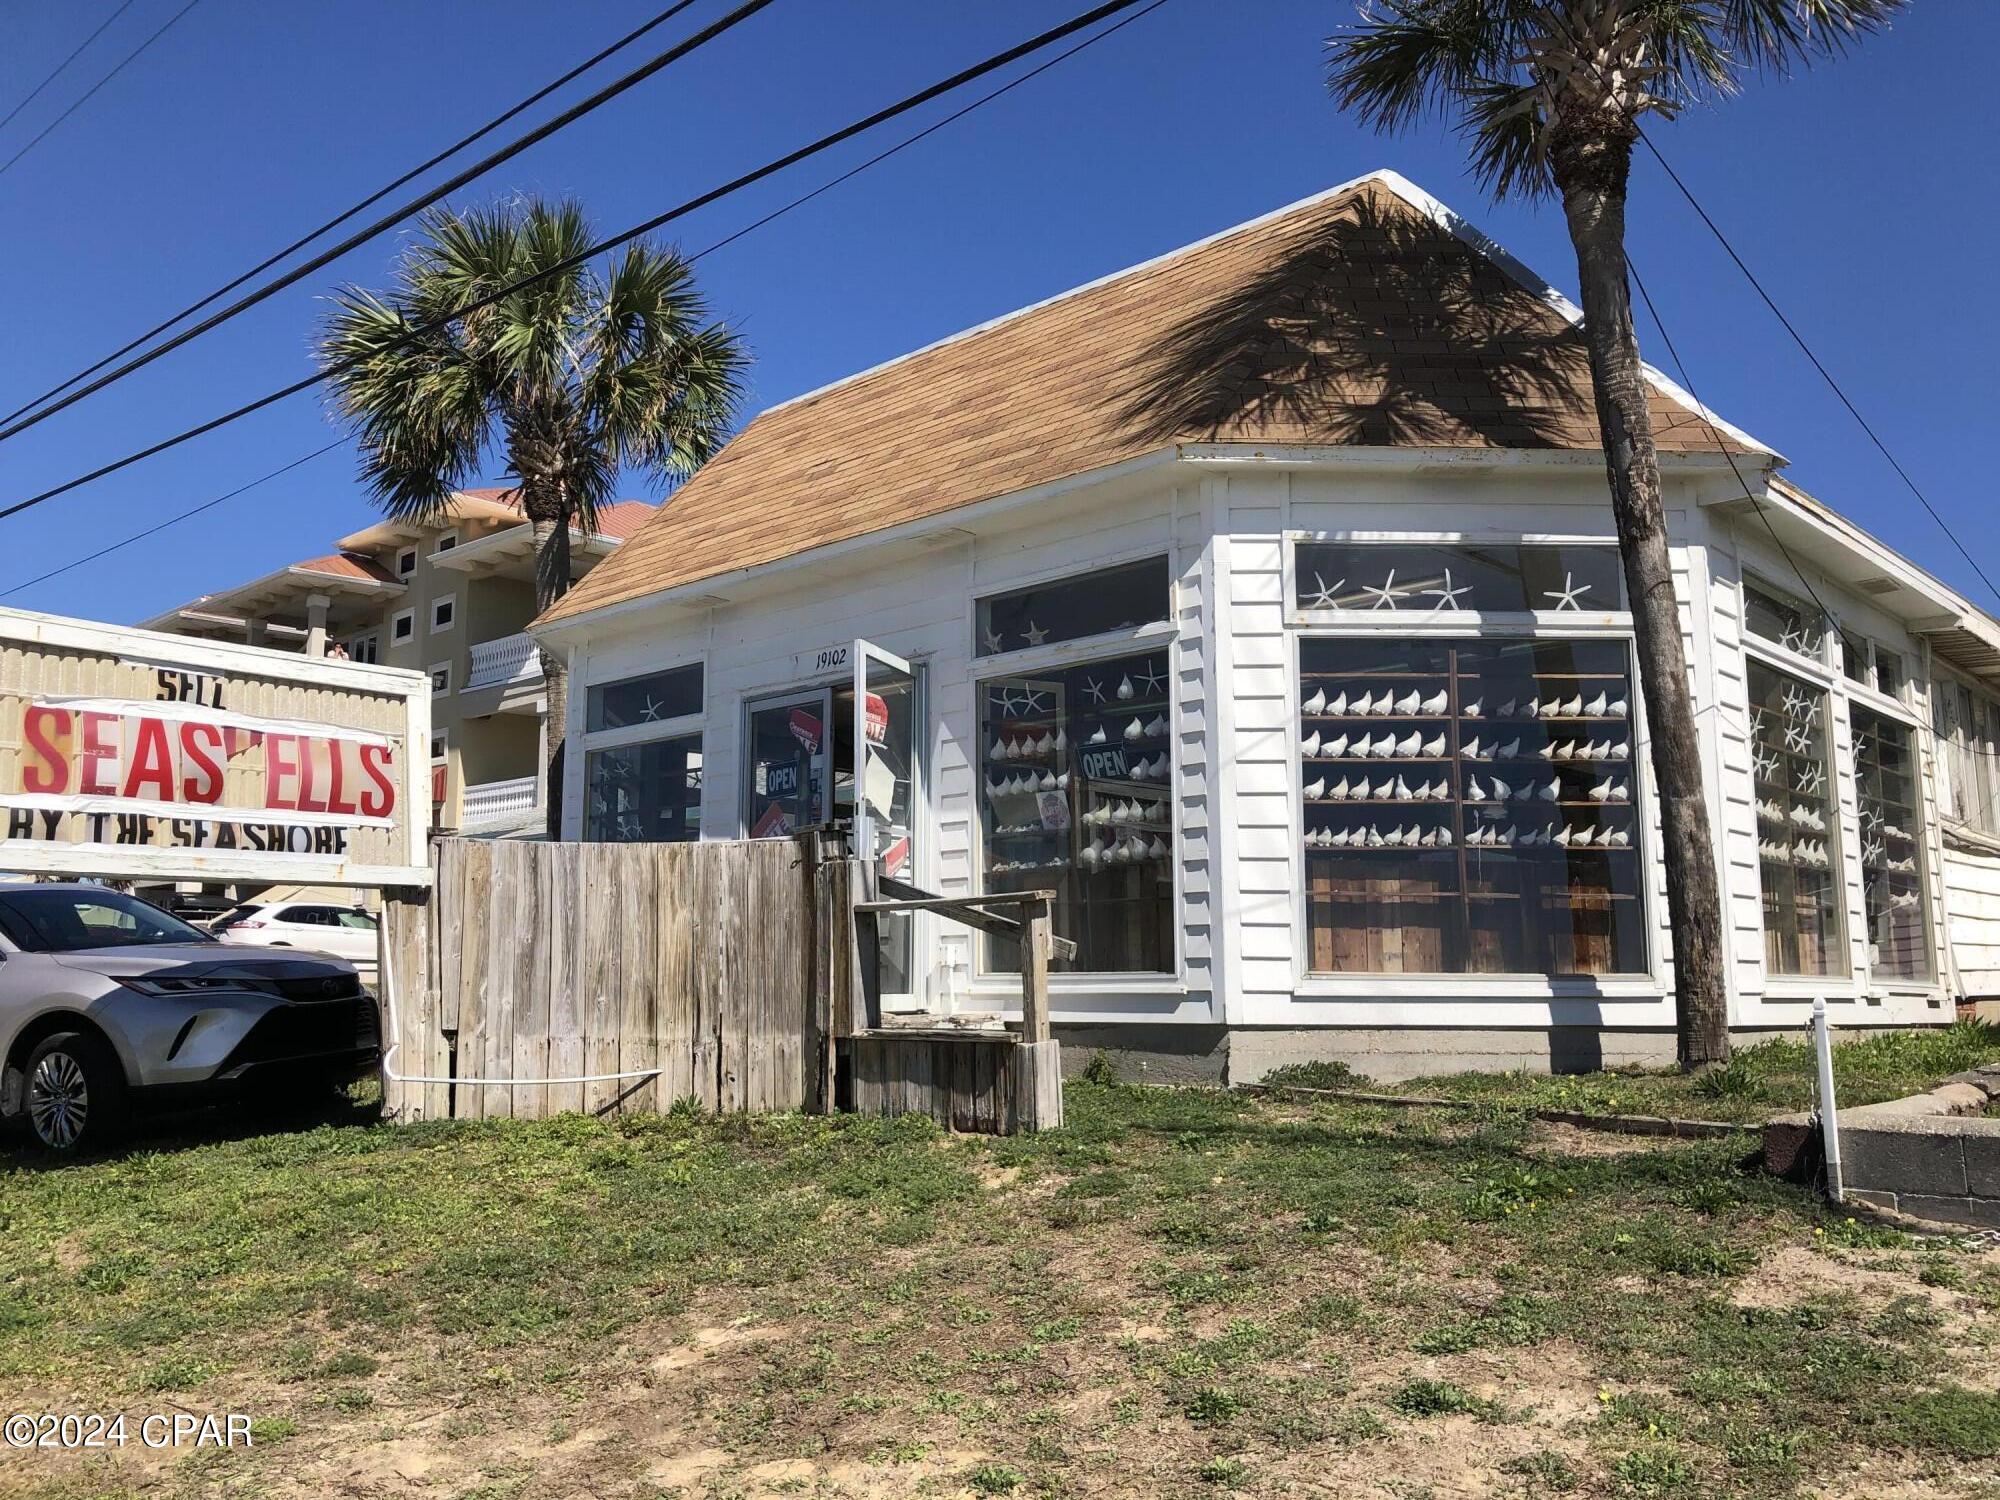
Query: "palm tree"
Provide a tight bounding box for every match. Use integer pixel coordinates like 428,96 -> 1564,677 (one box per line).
1327,1 -> 1901,1068
319,199 -> 746,837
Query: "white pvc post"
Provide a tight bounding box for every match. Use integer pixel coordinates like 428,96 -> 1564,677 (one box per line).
1812,997 -> 1845,1204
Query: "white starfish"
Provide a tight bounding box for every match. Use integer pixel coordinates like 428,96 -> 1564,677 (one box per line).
1022,619 -> 1048,647
1422,569 -> 1471,612
638,695 -> 664,722
1302,573 -> 1346,609
1137,662 -> 1168,696
1081,677 -> 1108,705
1020,689 -> 1049,715
1358,569 -> 1410,610
995,689 -> 1023,719
1799,766 -> 1827,796
1784,723 -> 1811,753
1542,572 -> 1593,611
981,627 -> 1006,654
1779,625 -> 1810,654
1781,685 -> 1813,720
1752,750 -> 1780,780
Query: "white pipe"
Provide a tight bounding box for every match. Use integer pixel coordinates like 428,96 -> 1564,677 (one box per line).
375,916 -> 661,1091
1813,997 -> 1845,1204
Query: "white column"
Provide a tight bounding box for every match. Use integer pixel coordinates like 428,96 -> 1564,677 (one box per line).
305,593 -> 331,658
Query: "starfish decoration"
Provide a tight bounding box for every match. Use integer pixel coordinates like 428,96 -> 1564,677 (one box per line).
1020,688 -> 1049,715
1799,766 -> 1827,796
638,694 -> 664,722
980,627 -> 1006,654
1863,839 -> 1885,866
1780,685 -> 1813,720
1753,750 -> 1780,780
994,688 -> 1023,718
615,816 -> 642,842
1358,569 -> 1410,610
1422,569 -> 1471,612
1022,619 -> 1048,647
1779,625 -> 1815,655
1784,723 -> 1812,754
1081,676 -> 1108,705
1137,661 -> 1168,696
1542,572 -> 1593,611
1301,573 -> 1346,609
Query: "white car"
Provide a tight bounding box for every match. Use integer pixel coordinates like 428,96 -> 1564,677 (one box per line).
212,902 -> 379,965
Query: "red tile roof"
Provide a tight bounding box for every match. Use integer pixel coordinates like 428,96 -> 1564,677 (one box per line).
294,552 -> 401,584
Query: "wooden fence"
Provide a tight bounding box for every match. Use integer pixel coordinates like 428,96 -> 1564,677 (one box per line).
380,835 -> 838,1122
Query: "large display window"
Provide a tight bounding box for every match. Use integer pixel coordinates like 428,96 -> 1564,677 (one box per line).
977,647 -> 1174,974
1748,658 -> 1844,975
585,734 -> 702,843
1852,706 -> 1932,981
1299,636 -> 1646,976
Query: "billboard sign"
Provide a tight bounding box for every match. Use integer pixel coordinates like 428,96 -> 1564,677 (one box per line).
0,607 -> 431,887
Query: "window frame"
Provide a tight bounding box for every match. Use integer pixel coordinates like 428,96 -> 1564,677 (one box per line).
583,730 -> 705,844
577,653 -> 707,842
429,594 -> 456,634
433,530 -> 459,555
428,661 -> 452,697
1285,531 -> 1663,998
964,555 -> 1184,988
1741,573 -> 1831,669
391,609 -> 415,644
395,546 -> 417,578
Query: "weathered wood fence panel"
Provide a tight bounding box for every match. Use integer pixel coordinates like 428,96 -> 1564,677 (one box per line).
381,835 -> 819,1122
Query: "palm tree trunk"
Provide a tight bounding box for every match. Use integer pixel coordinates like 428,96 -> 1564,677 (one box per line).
1552,119 -> 1731,1069
532,515 -> 574,841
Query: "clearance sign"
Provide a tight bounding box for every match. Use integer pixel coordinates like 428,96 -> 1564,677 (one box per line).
0,607 -> 430,887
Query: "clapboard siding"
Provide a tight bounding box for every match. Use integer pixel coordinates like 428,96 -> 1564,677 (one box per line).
1944,842 -> 2000,996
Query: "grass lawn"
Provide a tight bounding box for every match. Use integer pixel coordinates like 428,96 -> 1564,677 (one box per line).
3,1081 -> 1999,1499
1264,1021 -> 2000,1126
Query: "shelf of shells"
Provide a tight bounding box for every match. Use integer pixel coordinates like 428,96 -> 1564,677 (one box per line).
1749,701 -> 1840,882
979,671 -> 1174,881
1299,656 -> 1637,857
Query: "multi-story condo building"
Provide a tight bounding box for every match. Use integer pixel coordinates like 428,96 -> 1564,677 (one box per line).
144,487 -> 654,839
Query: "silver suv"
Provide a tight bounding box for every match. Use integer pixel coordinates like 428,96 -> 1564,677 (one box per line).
0,885 -> 378,1155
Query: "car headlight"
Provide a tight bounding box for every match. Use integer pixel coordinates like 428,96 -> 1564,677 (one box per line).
116,976 -> 254,997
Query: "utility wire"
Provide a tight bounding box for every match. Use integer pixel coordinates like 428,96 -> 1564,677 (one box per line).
0,0 -> 203,181
0,0 -> 141,135
1631,128 -> 2000,611
0,442 -> 346,600
0,0 -> 779,446
0,0 -> 1154,526
0,0 -> 708,430
3,0 -> 1172,605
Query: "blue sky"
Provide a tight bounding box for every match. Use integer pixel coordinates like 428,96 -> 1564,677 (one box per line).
0,0 -> 1992,621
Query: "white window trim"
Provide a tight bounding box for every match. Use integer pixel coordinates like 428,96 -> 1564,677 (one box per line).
970,629 -> 1185,986
1741,572 -> 1832,672
433,530 -> 459,554
582,726 -> 705,843
396,546 -> 417,577
429,728 -> 449,763
429,594 -> 457,634
970,549 -> 1174,663
390,608 -> 415,643
1285,621 -> 1661,990
1282,531 -> 1633,631
428,661 -> 452,697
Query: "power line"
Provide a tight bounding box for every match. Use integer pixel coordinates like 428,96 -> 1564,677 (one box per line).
4,0 -> 1173,606
0,0 -> 779,446
0,0 -> 141,135
0,442 -> 346,600
0,0 -> 203,181
0,0 -> 708,431
1630,128 -> 2000,612
0,0 -> 1155,527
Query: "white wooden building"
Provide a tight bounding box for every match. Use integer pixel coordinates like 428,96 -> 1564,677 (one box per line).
531,171 -> 2000,1080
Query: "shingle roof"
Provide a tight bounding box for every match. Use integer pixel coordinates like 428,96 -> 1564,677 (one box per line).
539,171 -> 1762,628
295,552 -> 401,584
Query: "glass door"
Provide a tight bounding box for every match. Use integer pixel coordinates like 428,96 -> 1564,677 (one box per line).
853,641 -> 923,1008
744,688 -> 829,839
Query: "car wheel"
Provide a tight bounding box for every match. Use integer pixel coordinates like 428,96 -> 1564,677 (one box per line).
23,1032 -> 128,1156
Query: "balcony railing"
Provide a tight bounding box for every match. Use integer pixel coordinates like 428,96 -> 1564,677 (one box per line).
465,632 -> 544,691
461,775 -> 540,828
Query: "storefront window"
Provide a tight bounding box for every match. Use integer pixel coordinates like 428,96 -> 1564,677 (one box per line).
1748,659 -> 1843,975
1300,636 -> 1645,975
587,664 -> 703,732
744,696 -> 828,838
1744,581 -> 1824,659
1293,542 -> 1624,614
585,734 -> 702,843
976,556 -> 1169,657
1852,707 -> 1931,981
978,647 -> 1173,973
